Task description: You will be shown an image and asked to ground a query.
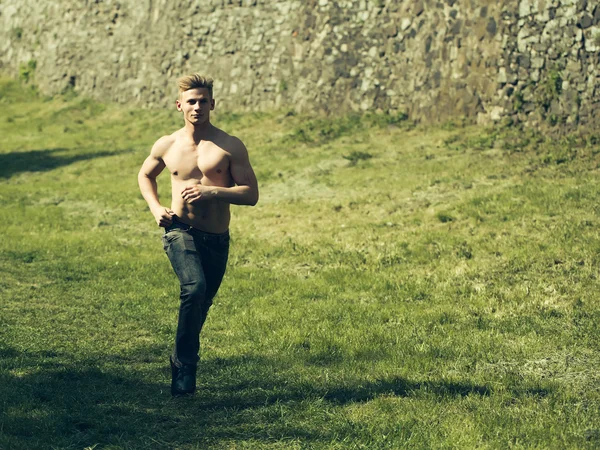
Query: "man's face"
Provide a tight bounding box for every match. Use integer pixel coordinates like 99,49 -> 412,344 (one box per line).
176,88 -> 215,125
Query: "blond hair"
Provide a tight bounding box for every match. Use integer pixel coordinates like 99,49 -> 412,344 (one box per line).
177,74 -> 214,98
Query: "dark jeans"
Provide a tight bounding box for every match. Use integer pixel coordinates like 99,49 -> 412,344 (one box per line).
162,218 -> 229,367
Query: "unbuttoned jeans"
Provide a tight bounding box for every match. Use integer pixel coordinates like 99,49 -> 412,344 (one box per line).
162,219 -> 229,367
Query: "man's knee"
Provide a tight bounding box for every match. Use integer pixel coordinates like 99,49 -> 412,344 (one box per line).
181,280 -> 207,301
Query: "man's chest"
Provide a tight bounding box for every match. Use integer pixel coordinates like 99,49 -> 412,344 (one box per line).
164,142 -> 230,180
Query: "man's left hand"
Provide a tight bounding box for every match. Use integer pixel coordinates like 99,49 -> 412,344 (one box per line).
181,185 -> 214,203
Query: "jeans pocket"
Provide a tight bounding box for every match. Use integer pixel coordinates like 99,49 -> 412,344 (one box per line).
161,234 -> 170,251
162,229 -> 181,251
213,232 -> 230,248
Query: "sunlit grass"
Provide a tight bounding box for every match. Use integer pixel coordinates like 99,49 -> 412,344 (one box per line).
1,77 -> 600,449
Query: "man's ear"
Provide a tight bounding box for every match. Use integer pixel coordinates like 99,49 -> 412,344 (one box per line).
211,99 -> 215,111
175,99 -> 182,111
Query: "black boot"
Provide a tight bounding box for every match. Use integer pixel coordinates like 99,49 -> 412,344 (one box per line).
170,356 -> 196,396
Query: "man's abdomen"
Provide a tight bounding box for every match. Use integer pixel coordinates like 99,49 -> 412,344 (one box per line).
170,196 -> 230,234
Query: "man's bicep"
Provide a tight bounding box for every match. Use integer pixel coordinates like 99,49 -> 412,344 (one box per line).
140,155 -> 166,179
230,148 -> 258,188
140,135 -> 172,178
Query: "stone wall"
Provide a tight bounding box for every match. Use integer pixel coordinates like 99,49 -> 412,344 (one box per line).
1,0 -> 599,126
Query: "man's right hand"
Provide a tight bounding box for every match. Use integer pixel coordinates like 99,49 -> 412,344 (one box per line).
152,207 -> 175,227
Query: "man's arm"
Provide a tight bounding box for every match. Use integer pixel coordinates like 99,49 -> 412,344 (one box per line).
181,137 -> 259,206
138,136 -> 175,227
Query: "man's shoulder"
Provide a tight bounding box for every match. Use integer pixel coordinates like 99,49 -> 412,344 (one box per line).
213,128 -> 246,154
150,132 -> 179,158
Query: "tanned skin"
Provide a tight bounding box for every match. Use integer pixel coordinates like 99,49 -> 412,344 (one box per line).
138,87 -> 259,233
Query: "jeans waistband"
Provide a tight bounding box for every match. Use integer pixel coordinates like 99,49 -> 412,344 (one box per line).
165,216 -> 229,238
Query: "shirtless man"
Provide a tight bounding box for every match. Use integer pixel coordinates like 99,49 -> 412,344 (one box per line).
138,74 -> 259,396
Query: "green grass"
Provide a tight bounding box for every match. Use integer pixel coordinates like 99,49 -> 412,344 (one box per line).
1,76 -> 600,449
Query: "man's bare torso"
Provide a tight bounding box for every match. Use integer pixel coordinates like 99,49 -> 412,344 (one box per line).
162,128 -> 234,233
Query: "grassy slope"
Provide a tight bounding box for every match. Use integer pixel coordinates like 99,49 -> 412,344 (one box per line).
1,78 -> 599,449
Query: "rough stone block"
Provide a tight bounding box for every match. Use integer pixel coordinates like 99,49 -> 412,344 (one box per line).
450,19 -> 462,35
477,111 -> 492,125
593,5 -> 600,24
490,105 -> 505,121
531,56 -> 545,68
519,0 -> 531,18
385,24 -> 398,38
507,70 -> 519,85
487,17 -> 497,35
413,1 -> 424,17
517,54 -> 531,68
584,26 -> 600,51
547,47 -> 560,59
577,14 -> 593,28
498,67 -> 508,83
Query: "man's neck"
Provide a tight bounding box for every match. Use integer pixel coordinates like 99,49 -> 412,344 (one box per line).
184,120 -> 214,143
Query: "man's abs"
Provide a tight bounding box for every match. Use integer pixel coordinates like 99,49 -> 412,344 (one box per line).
170,181 -> 230,234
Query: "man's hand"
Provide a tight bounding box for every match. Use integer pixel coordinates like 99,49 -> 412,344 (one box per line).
181,185 -> 213,204
152,206 -> 175,227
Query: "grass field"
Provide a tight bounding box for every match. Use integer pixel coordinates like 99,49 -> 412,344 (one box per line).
1,77 -> 599,449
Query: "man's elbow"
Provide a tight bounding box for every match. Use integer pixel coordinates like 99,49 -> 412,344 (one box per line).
138,170 -> 154,183
248,190 -> 259,206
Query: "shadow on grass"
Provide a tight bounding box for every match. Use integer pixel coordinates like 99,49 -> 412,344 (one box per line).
0,148 -> 125,179
0,347 -> 551,449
